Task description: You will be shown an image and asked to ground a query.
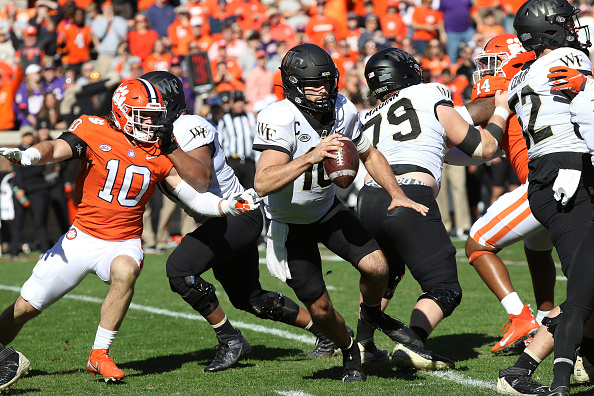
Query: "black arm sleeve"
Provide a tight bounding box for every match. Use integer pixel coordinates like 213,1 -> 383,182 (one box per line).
57,132 -> 87,160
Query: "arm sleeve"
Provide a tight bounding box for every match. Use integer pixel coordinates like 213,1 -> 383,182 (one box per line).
172,179 -> 224,217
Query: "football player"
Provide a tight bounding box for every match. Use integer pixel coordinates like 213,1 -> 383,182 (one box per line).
460,35 -> 558,355
141,70 -> 343,373
357,47 -> 509,371
0,78 -> 261,382
494,0 -> 594,394
253,43 -> 429,382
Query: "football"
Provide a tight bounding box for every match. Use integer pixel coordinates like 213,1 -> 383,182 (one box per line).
323,136 -> 359,188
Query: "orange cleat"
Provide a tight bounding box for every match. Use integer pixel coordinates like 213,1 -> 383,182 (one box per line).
87,348 -> 125,382
491,305 -> 539,354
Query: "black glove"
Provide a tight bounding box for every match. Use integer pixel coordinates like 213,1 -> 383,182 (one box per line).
155,117 -> 178,155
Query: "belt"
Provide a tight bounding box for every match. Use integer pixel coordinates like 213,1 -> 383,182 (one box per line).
365,178 -> 430,188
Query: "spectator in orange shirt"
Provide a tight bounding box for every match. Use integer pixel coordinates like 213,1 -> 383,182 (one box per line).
308,0 -> 348,35
182,17 -> 214,54
143,37 -> 172,72
209,40 -> 243,81
344,12 -> 363,59
421,38 -> 451,81
213,61 -> 245,93
231,0 -> 267,32
168,5 -> 193,57
477,11 -> 505,41
306,0 -> 343,47
13,25 -> 45,72
207,22 -> 247,60
438,67 -> 468,107
128,12 -> 159,61
245,50 -> 274,113
268,7 -> 296,49
0,61 -> 23,131
329,38 -> 355,89
111,42 -> 142,80
208,0 -> 238,35
381,0 -> 408,42
58,8 -> 92,76
411,0 -> 445,55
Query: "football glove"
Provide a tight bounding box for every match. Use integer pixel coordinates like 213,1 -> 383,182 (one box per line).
221,188 -> 262,216
548,66 -> 586,94
156,117 -> 178,155
0,147 -> 40,166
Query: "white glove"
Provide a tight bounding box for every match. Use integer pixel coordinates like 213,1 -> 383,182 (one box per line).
0,147 -> 40,166
221,188 -> 262,216
552,169 -> 581,206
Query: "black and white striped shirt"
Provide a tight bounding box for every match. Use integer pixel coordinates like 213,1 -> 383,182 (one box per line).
217,111 -> 257,161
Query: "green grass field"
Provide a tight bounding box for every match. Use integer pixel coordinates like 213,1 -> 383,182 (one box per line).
0,239 -> 590,395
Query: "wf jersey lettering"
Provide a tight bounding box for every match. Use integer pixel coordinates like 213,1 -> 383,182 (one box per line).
257,122 -> 276,140
559,53 -> 583,68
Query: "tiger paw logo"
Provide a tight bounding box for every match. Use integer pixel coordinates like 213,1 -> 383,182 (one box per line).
113,85 -> 129,108
234,200 -> 250,213
506,37 -> 523,56
66,228 -> 77,240
128,150 -> 136,158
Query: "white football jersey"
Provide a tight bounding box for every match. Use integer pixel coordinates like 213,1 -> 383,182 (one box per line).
173,114 -> 244,198
361,83 -> 452,188
253,95 -> 361,224
508,47 -> 591,159
570,89 -> 594,155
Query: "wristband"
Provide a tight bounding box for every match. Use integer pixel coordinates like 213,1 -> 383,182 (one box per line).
493,107 -> 510,120
24,147 -> 41,165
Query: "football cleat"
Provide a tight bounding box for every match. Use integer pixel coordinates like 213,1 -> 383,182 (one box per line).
0,347 -> 30,391
492,305 -> 539,354
358,341 -> 389,363
306,326 -> 354,358
546,386 -> 570,396
391,343 -> 455,371
574,351 -> 594,383
497,366 -> 549,395
340,342 -> 365,382
87,348 -> 125,382
360,305 -> 415,345
204,331 -> 251,373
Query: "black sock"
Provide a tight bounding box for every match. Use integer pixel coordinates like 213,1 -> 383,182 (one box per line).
360,303 -> 382,322
340,339 -> 360,370
513,351 -> 540,372
410,326 -> 428,343
355,317 -> 375,346
551,361 -> 573,389
213,317 -> 238,343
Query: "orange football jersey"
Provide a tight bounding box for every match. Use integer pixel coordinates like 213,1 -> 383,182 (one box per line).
67,115 -> 173,240
471,75 -> 528,183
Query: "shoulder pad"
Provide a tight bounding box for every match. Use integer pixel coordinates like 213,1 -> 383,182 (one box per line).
257,101 -> 296,127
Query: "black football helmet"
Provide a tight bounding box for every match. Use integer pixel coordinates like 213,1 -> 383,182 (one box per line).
513,0 -> 591,54
280,43 -> 339,113
141,71 -> 188,121
365,47 -> 423,100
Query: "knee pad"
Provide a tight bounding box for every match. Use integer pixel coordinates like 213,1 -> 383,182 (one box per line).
169,276 -> 219,317
542,314 -> 562,335
418,287 -> 462,318
468,250 -> 495,265
251,291 -> 299,325
384,275 -> 404,300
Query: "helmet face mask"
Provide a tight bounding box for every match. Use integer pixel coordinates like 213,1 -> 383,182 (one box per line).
472,34 -> 531,83
514,0 -> 591,54
280,43 -> 339,113
365,48 -> 423,100
111,79 -> 166,143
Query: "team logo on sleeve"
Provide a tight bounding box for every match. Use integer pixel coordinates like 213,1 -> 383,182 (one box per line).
99,144 -> 112,152
66,228 -> 77,240
128,150 -> 136,158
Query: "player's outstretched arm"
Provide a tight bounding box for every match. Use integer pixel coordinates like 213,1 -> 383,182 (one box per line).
165,170 -> 261,216
359,145 -> 429,215
0,139 -> 73,166
547,66 -> 594,100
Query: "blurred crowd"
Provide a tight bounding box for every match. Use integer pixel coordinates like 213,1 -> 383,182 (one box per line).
1,0 -> 593,254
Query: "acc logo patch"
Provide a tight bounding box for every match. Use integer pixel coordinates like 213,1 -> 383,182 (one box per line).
298,134 -> 311,142
128,150 -> 136,158
99,144 -> 112,152
66,228 -> 77,240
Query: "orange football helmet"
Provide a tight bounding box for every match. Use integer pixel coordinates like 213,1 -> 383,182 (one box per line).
472,34 -> 535,83
111,78 -> 166,143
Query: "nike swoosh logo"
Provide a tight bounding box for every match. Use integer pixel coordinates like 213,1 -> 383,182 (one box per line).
89,361 -> 99,372
500,330 -> 515,346
146,155 -> 159,160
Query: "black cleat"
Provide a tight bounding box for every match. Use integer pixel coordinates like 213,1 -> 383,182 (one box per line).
0,347 -> 30,391
497,366 -> 549,395
546,386 -> 570,396
204,331 -> 251,373
391,343 -> 454,370
360,305 -> 415,345
340,343 -> 366,382
306,326 -> 354,358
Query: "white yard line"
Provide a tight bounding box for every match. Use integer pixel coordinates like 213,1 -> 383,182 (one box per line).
0,284 -> 497,391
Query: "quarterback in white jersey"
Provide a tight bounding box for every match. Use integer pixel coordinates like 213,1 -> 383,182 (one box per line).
254,43 -> 427,383
142,71 -> 330,374
357,47 -> 510,371
495,0 -> 594,394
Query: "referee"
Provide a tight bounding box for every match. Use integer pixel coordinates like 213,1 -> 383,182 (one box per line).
217,90 -> 257,188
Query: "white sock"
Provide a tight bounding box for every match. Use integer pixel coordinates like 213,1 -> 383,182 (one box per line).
93,325 -> 118,350
536,310 -> 551,325
501,292 -> 524,316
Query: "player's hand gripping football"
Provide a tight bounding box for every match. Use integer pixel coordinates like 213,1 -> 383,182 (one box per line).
0,147 -> 40,166
156,117 -> 178,155
222,188 -> 262,216
548,66 -> 586,96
